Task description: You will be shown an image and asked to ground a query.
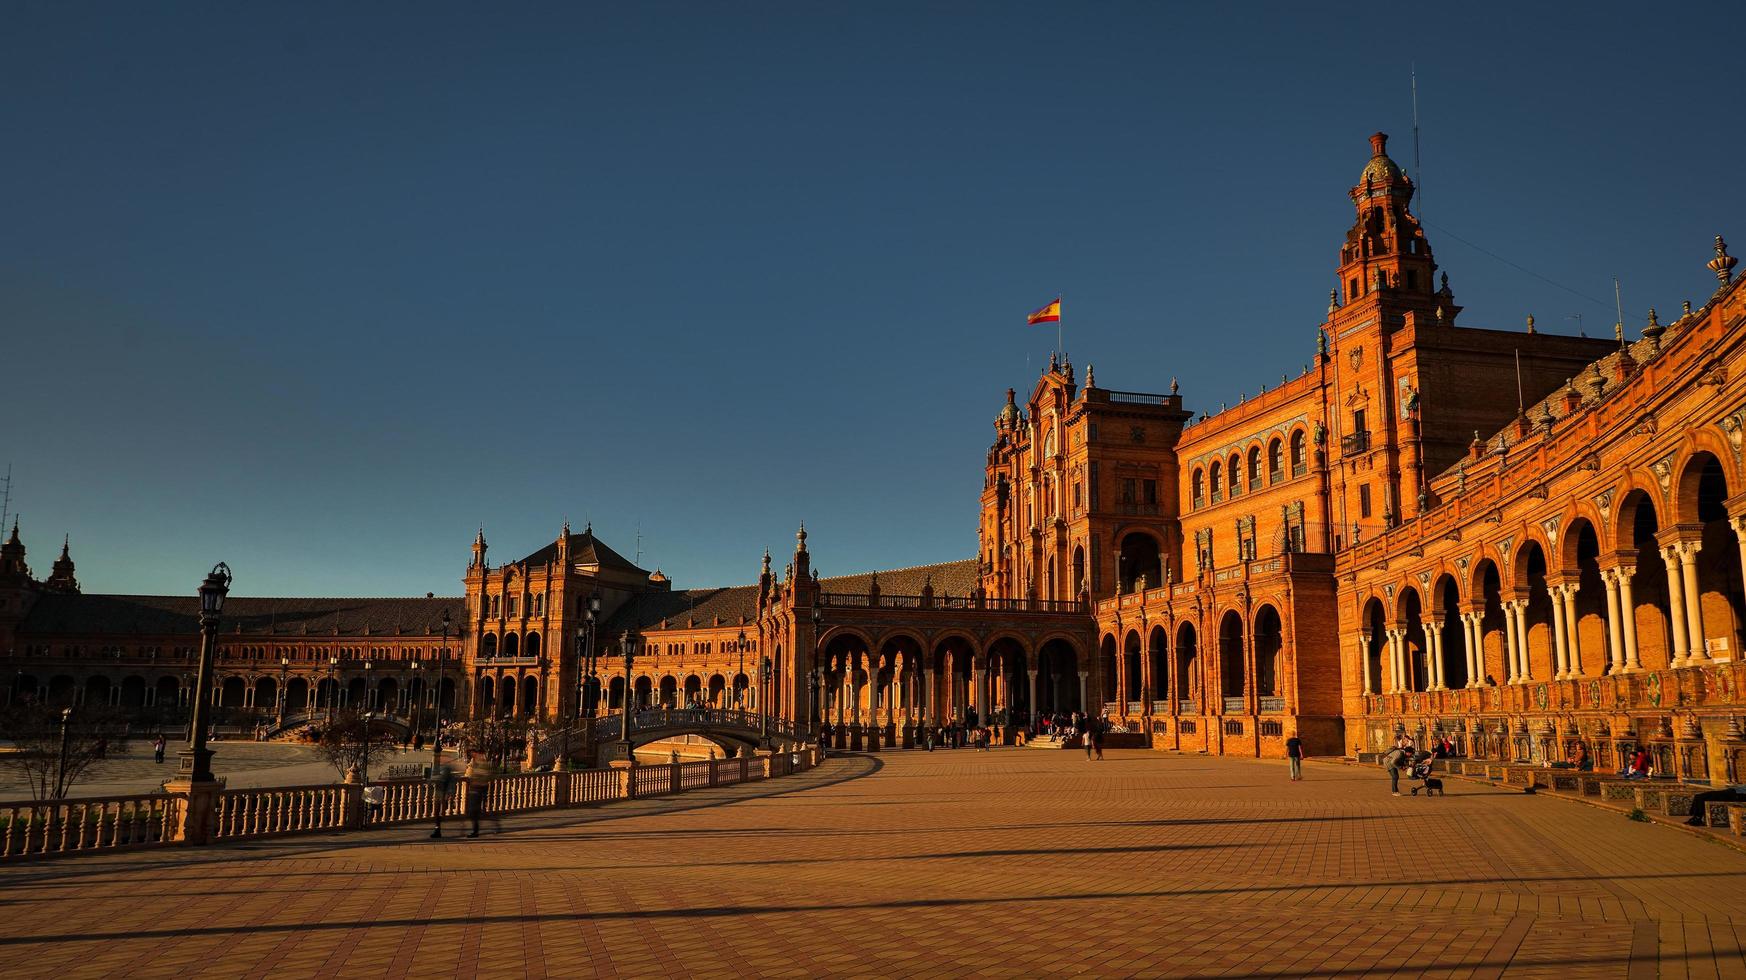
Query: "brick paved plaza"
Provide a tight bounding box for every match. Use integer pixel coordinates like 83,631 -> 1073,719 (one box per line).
1,749 -> 1744,978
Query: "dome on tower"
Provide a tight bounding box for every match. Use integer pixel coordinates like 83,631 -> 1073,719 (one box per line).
996,388 -> 1019,425
1359,132 -> 1406,185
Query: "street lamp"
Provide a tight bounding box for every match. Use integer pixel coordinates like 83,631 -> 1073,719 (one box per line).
277,655 -> 290,728
179,562 -> 232,783
361,711 -> 375,785
56,706 -> 73,799
759,655 -> 772,743
409,658 -> 422,748
433,608 -> 449,769
326,655 -> 339,727
363,660 -> 373,714
811,605 -> 824,737
736,629 -> 748,712
619,629 -> 641,758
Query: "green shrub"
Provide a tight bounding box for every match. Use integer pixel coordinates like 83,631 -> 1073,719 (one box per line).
1627,808 -> 1649,822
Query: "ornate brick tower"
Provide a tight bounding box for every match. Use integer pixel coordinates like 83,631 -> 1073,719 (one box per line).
43,536 -> 79,594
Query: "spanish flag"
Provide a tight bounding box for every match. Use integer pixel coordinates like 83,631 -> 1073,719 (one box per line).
1027,298 -> 1062,325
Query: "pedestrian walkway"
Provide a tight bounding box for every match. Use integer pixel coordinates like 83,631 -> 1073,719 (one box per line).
2,750 -> 1743,977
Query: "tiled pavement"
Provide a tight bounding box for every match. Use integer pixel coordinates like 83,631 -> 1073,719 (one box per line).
2,749 -> 1744,978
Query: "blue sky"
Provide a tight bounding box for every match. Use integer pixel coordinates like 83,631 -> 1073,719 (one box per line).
5,2 -> 1742,598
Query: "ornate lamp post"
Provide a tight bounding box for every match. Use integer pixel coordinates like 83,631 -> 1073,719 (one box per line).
277,655 -> 290,728
326,655 -> 339,727
619,629 -> 641,759
409,657 -> 422,747
433,609 -> 449,768
363,659 -> 373,714
179,562 -> 232,782
736,629 -> 748,712
360,711 -> 375,784
585,594 -> 600,713
811,606 -> 824,738
760,654 -> 772,744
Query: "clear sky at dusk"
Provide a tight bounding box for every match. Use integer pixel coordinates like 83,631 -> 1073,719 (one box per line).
5,2 -> 1743,598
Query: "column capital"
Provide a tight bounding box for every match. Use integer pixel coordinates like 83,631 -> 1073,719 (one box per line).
1656,524 -> 1705,553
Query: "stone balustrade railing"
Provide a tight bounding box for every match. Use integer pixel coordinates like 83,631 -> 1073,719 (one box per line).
1,793 -> 183,859
214,784 -> 353,840
1,745 -> 823,862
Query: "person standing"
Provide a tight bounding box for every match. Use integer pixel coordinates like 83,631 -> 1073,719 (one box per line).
1091,719 -> 1105,761
152,735 -> 166,764
428,751 -> 456,839
1382,744 -> 1410,796
1285,734 -> 1305,781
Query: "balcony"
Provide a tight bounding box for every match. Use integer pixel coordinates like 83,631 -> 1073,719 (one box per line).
1258,696 -> 1286,714
1116,501 -> 1160,516
1222,696 -> 1246,713
1341,431 -> 1370,456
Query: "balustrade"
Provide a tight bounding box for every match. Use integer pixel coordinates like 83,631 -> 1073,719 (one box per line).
214,784 -> 351,840
0,794 -> 181,858
3,744 -> 825,861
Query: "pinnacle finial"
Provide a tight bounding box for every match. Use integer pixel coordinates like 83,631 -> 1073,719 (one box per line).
796,522 -> 808,553
1170,377 -> 1179,395
1328,288 -> 1339,315
1525,314 -> 1535,334
1085,363 -> 1095,388
1710,235 -> 1737,287
60,534 -> 69,558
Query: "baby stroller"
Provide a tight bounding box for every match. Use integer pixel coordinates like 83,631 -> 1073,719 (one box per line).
1407,750 -> 1442,797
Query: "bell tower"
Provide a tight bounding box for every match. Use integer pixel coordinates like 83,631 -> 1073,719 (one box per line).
1334,133 -> 1445,315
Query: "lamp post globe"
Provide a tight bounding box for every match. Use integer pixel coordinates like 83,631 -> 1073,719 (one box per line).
180,562 -> 231,783
618,629 -> 640,758
759,655 -> 772,743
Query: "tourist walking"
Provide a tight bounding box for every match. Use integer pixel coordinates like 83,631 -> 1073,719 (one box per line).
428,751 -> 456,838
1285,733 -> 1305,781
463,751 -> 500,838
1092,719 -> 1105,761
152,735 -> 166,764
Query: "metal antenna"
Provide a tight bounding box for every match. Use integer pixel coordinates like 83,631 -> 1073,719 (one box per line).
1566,313 -> 1583,337
1411,65 -> 1423,217
1613,277 -> 1626,347
0,463 -> 11,535
1514,350 -> 1525,417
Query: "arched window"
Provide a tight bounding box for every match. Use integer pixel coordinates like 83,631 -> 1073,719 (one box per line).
1289,430 -> 1306,475
1192,469 -> 1204,507
1228,454 -> 1242,497
1210,462 -> 1222,499
1247,447 -> 1261,486
1268,438 -> 1283,482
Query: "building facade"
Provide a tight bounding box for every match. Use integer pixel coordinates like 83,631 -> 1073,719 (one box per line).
3,132 -> 1742,777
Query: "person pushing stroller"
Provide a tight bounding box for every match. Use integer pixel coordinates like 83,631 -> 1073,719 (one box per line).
1407,750 -> 1442,797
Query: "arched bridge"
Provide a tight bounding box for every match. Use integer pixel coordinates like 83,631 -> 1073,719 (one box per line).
587,708 -> 800,764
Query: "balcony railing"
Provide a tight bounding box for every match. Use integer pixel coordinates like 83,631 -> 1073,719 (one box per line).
1341,431 -> 1370,456
1222,696 -> 1247,713
1177,699 -> 1196,713
1258,696 -> 1286,714
1116,501 -> 1160,516
1106,390 -> 1172,406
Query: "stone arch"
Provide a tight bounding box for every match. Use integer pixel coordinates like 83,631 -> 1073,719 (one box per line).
608,675 -> 627,710
1618,488 -> 1675,669
1072,545 -> 1086,597
1191,466 -> 1205,505
1267,436 -> 1284,482
1432,574 -> 1467,689
1174,621 -> 1199,702
219,675 -> 246,710
1253,604 -> 1283,698
1209,459 -> 1224,498
632,675 -> 653,709
286,676 -> 310,713
1099,633 -> 1119,706
254,676 -> 278,715
84,674 -> 114,707
984,635 -> 1028,719
1148,624 -> 1168,710
1034,637 -> 1082,715
1679,450 -> 1745,659
1397,587 -> 1426,692
683,674 -> 703,705
1123,628 -> 1143,709
119,674 -> 148,708
502,632 -> 520,659
1288,427 -> 1308,474
1513,539 -> 1555,681
1361,596 -> 1387,694
524,631 -> 541,660
1218,609 -> 1246,701
155,675 -> 181,709
1117,528 -> 1164,592
1562,516 -> 1608,676
1246,443 -> 1263,489
481,633 -> 498,658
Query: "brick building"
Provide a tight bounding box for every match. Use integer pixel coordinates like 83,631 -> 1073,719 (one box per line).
3,132 -> 1743,776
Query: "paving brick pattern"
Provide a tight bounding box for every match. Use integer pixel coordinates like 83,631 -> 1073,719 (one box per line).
2,750 -> 1744,978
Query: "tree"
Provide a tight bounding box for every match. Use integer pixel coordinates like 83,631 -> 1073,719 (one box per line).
0,703 -> 130,800
313,710 -> 400,782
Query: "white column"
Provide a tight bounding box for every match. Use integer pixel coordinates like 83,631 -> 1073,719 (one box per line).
1027,670 -> 1038,715
1358,632 -> 1374,695
1459,614 -> 1476,687
1426,621 -> 1444,690
1561,585 -> 1584,677
1382,629 -> 1397,693
1502,601 -> 1520,683
1549,587 -> 1571,679
1619,567 -> 1642,671
1661,545 -> 1691,667
1076,671 -> 1088,713
1677,541 -> 1707,663
1392,628 -> 1407,693
1514,602 -> 1534,682
1603,569 -> 1625,674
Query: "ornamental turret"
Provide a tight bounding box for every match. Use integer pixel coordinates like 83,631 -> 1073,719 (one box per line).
43,536 -> 79,594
